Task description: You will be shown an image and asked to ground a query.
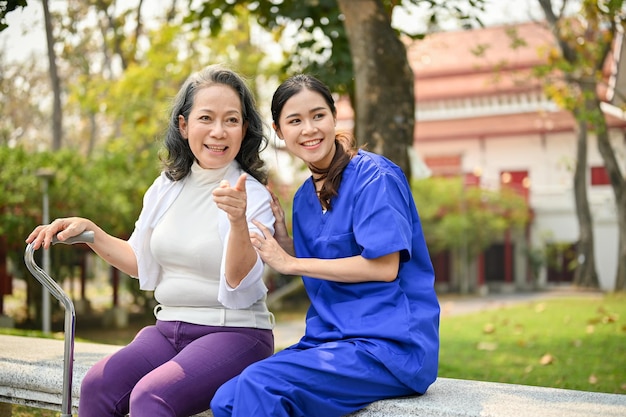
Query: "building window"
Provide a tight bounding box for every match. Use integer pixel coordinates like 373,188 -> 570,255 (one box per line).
590,166 -> 610,186
500,170 -> 530,201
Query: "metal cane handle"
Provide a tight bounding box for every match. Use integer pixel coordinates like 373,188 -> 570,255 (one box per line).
52,230 -> 95,246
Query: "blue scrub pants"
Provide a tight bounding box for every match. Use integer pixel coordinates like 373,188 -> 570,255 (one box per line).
78,320 -> 273,417
210,340 -> 416,417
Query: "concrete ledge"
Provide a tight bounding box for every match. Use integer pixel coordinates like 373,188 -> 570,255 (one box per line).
0,334 -> 122,414
346,379 -> 626,417
1,334 -> 625,416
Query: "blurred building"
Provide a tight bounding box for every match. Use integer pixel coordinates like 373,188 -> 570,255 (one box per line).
339,22 -> 626,292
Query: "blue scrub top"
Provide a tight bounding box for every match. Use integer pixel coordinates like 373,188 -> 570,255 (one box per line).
291,150 -> 440,393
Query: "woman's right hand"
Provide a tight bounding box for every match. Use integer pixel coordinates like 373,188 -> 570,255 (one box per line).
268,191 -> 295,256
26,217 -> 94,250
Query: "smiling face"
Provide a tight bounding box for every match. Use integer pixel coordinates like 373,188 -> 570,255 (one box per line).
274,87 -> 337,173
178,84 -> 246,170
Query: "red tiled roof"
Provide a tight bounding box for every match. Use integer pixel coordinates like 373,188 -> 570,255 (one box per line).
414,111 -> 575,142
336,21 -> 626,140
414,107 -> 626,142
407,21 -> 554,101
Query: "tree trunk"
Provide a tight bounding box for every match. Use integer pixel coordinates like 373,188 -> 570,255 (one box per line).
613,190 -> 626,291
593,101 -> 626,291
613,189 -> 626,291
87,113 -> 97,157
42,0 -> 63,151
572,114 -> 599,287
336,0 -> 414,177
0,236 -> 11,315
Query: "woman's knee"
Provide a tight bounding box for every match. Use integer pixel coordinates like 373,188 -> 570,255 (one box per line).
79,363 -> 128,417
129,377 -> 175,417
80,360 -> 110,397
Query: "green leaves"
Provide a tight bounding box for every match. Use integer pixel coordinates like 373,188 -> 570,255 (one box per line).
0,0 -> 27,32
0,146 -> 148,242
411,176 -> 530,256
186,0 -> 487,95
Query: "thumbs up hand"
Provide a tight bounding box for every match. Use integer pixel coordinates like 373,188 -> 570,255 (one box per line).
213,173 -> 248,224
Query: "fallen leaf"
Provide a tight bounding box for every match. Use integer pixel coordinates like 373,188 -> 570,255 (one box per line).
539,353 -> 553,365
589,375 -> 598,384
602,314 -> 618,324
483,323 -> 496,334
476,341 -> 498,351
586,324 -> 595,334
535,303 -> 546,313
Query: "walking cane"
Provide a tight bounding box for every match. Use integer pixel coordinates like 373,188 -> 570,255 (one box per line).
24,231 -> 95,417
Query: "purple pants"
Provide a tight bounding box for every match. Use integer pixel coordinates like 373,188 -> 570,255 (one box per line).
78,320 -> 273,417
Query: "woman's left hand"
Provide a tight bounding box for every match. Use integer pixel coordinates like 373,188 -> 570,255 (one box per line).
251,220 -> 295,275
213,174 -> 248,224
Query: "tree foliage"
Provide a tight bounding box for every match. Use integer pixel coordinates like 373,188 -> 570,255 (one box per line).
0,0 -> 27,32
0,144 -> 142,322
411,177 -> 530,258
0,51 -> 49,149
186,0 -> 487,96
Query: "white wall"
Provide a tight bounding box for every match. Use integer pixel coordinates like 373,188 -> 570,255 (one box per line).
416,127 -> 624,291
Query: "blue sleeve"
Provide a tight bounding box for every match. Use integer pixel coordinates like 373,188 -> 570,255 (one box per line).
353,171 -> 413,262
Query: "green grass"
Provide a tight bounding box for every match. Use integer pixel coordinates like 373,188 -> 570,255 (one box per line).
438,294 -> 626,394
10,405 -> 56,416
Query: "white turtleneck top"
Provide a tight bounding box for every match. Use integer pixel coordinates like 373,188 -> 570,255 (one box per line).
128,161 -> 275,329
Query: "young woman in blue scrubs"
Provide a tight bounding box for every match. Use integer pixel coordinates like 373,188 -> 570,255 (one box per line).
211,74 -> 440,417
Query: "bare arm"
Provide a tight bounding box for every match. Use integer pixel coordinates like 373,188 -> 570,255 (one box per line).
251,220 -> 399,283
25,217 -> 138,277
284,251 -> 399,283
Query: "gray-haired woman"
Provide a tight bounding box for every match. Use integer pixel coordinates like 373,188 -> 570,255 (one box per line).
26,65 -> 275,417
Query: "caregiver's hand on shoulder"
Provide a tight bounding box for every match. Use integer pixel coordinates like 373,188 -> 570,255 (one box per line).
268,191 -> 294,256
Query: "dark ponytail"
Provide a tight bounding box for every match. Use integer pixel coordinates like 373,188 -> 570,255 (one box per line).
310,133 -> 357,210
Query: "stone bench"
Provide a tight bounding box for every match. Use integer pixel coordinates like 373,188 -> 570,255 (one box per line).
1,334 -> 625,416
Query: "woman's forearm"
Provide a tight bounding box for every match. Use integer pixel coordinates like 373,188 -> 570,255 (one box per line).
224,220 -> 259,288
284,252 -> 400,283
87,225 -> 138,277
